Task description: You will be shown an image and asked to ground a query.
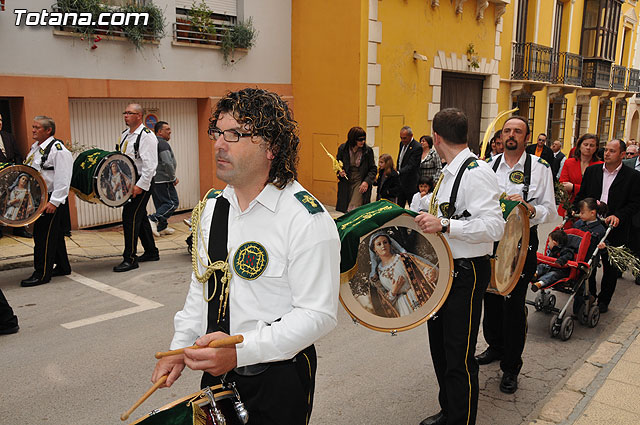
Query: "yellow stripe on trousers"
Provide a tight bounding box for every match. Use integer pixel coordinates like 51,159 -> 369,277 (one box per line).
129,191 -> 149,258
464,263 -> 478,425
303,352 -> 312,425
42,208 -> 58,275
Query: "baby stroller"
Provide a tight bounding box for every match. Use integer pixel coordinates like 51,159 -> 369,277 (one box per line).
525,224 -> 611,341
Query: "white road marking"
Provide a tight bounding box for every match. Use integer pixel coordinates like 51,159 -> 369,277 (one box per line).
61,271 -> 164,329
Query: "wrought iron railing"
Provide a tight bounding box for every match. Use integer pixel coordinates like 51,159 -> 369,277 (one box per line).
555,52 -> 583,86
628,68 -> 640,92
611,65 -> 627,90
582,59 -> 612,89
511,42 -> 554,82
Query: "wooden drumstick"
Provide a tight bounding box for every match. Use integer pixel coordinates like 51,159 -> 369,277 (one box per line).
154,335 -> 244,359
120,375 -> 167,421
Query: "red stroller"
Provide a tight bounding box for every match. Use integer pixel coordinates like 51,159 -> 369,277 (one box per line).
525,225 -> 612,341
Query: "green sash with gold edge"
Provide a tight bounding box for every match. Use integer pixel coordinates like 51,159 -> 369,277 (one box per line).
335,200 -> 418,279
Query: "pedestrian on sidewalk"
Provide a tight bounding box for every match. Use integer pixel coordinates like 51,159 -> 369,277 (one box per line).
113,104 -> 159,273
148,121 -> 179,236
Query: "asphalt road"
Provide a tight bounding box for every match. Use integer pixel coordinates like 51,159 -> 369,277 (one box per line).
1,242 -> 639,425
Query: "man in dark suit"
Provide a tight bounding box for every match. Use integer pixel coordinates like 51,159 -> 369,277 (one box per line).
622,151 -> 640,285
525,133 -> 554,166
576,139 -> 640,310
396,126 -> 422,207
0,113 -> 32,239
550,139 -> 566,178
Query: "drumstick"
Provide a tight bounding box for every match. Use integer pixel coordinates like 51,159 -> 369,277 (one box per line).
120,375 -> 167,421
154,335 -> 244,359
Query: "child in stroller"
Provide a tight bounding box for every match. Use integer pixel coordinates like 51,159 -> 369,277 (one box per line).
531,229 -> 575,292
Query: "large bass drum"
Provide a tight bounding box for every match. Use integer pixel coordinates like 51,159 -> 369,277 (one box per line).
0,163 -> 48,227
336,200 -> 454,333
129,385 -> 246,425
71,149 -> 137,207
488,201 -> 530,295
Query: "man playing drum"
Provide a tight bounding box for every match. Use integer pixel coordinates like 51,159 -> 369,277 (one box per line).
21,116 -> 73,287
152,88 -> 340,424
478,116 -> 556,393
415,108 -> 504,425
113,104 -> 159,272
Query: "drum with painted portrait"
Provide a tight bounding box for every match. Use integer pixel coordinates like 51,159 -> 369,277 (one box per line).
0,163 -> 48,227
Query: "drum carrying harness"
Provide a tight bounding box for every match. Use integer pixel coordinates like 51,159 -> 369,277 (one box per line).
38,139 -> 64,171
444,157 -> 477,220
117,129 -> 145,159
491,153 -> 533,203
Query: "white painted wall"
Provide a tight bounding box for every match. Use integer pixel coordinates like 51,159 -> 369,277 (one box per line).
0,0 -> 291,84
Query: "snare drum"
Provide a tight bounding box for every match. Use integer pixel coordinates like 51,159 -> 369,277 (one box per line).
71,149 -> 137,207
0,163 -> 48,227
130,384 -> 247,425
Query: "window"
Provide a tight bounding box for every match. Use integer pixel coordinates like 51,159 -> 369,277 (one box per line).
613,100 -> 627,140
515,0 -> 529,44
547,98 -> 567,142
552,1 -> 563,51
574,104 -> 583,143
512,94 -> 535,130
580,0 -> 623,61
597,99 -> 612,142
176,0 -> 237,17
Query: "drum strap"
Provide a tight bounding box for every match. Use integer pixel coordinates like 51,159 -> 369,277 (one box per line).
206,197 -> 231,334
39,139 -> 62,170
491,153 -> 532,202
446,157 -> 476,219
117,130 -> 143,159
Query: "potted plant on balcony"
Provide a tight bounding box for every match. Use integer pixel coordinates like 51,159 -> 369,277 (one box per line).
189,0 -> 216,44
221,18 -> 257,64
120,1 -> 166,49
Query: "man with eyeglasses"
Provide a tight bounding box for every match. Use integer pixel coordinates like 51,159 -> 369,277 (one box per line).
113,104 -> 159,272
624,144 -> 639,160
151,88 -> 339,424
525,132 -> 554,166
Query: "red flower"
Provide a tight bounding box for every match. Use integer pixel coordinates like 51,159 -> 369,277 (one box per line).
91,44 -> 98,50
94,35 -> 102,42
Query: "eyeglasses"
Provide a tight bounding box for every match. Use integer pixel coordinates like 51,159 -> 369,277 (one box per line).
122,111 -> 140,116
538,138 -> 546,141
208,127 -> 253,142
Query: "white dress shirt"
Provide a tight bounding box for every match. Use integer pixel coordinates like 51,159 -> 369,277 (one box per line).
119,123 -> 157,191
24,136 -> 72,207
419,148 -> 504,259
490,151 -> 557,227
171,181 -> 340,367
601,163 -> 622,204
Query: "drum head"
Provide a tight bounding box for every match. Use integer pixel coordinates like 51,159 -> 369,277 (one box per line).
95,153 -> 136,207
0,164 -> 48,227
339,214 -> 453,333
489,203 -> 530,295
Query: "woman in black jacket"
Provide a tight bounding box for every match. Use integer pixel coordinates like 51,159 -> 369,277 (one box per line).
374,153 -> 400,203
336,127 -> 377,213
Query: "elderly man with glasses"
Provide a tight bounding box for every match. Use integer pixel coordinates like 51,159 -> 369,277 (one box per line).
113,103 -> 159,272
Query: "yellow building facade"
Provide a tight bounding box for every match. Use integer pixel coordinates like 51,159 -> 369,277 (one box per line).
295,0 -> 640,206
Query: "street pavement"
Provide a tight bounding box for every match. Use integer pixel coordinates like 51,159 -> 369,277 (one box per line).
1,210 -> 640,424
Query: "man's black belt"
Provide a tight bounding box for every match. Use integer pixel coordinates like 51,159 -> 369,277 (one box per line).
232,344 -> 314,377
453,255 -> 490,269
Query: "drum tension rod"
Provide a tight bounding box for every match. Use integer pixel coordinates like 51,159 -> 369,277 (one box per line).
203,387 -> 226,425
390,330 -> 397,336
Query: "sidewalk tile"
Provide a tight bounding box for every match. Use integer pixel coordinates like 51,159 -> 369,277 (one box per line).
565,363 -> 601,393
607,320 -> 637,344
539,389 -> 583,423
575,400 -> 640,425
592,380 -> 640,414
587,341 -> 622,365
608,359 -> 640,386
623,336 -> 640,364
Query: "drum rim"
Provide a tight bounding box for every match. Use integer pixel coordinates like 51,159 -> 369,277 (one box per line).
129,385 -> 234,424
0,164 -> 48,227
339,213 -> 454,333
489,203 -> 530,295
93,152 -> 136,208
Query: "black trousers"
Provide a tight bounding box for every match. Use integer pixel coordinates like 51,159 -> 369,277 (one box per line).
33,200 -> 71,280
121,189 -> 157,262
482,230 -> 538,375
0,289 -> 18,327
428,257 -> 490,425
590,249 -> 621,307
201,345 -> 317,425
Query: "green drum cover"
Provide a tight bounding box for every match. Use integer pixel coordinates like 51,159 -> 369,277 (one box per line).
71,149 -> 112,196
136,401 -> 193,425
500,199 -> 521,220
0,162 -> 12,172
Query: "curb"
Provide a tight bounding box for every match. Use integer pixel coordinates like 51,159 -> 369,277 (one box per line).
528,299 -> 640,424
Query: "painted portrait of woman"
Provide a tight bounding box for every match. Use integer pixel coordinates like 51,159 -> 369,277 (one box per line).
3,173 -> 35,221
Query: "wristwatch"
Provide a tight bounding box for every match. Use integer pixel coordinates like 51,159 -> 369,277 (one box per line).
440,218 -> 450,233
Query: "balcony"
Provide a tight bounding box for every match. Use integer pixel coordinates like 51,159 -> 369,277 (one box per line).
582,59 -> 612,89
611,65 -> 627,90
173,19 -> 233,47
511,42 -> 554,82
554,52 -> 583,86
628,68 -> 640,92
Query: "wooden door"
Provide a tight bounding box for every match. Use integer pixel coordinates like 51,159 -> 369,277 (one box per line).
440,72 -> 484,153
